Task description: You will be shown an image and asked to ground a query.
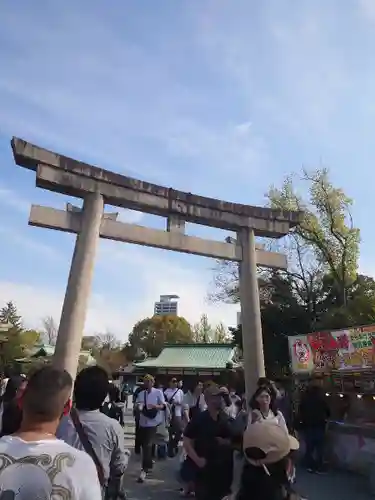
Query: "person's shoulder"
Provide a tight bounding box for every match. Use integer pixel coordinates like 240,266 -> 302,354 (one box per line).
0,435 -> 13,449
55,439 -> 90,459
108,416 -> 125,436
97,408 -> 120,426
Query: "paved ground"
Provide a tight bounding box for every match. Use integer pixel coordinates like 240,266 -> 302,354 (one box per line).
122,410 -> 374,500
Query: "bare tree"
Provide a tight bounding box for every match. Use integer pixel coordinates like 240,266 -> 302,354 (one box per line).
95,332 -> 120,350
42,316 -> 58,345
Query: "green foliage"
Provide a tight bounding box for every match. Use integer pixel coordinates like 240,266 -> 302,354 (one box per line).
0,301 -> 22,331
192,315 -> 229,343
214,322 -> 229,343
267,168 -> 360,305
127,315 -> 193,358
215,168 -> 370,376
193,314 -> 214,342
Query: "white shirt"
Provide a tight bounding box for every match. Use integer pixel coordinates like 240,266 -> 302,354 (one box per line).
183,391 -> 206,413
136,388 -> 165,427
164,388 -> 184,417
0,435 -> 101,500
248,410 -> 288,432
0,378 -> 8,396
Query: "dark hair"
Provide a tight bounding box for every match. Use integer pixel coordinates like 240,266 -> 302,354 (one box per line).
23,366 -> 72,422
74,366 -> 109,410
2,375 -> 25,404
108,384 -> 120,403
257,377 -> 270,386
249,385 -> 278,416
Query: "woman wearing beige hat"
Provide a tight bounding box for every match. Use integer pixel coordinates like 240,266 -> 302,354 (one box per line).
235,422 -> 302,500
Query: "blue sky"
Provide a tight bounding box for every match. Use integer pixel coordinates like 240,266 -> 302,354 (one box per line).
0,0 -> 375,339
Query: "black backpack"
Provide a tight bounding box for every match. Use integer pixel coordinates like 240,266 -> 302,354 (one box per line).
101,402 -> 122,423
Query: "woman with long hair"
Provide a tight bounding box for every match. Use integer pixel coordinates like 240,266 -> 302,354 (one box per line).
248,385 -> 288,431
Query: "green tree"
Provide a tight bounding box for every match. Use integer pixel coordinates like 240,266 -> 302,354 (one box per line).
192,314 -> 214,343
211,168 -> 360,313
212,168 -> 365,375
214,322 -> 228,343
0,301 -> 22,331
0,301 -> 24,366
128,315 -> 193,358
267,168 -> 360,307
21,329 -> 41,348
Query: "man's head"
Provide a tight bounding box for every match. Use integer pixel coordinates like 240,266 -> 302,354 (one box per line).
143,374 -> 155,391
74,366 -> 109,410
204,384 -> 225,411
193,381 -> 203,394
21,366 -> 72,428
170,377 -> 178,389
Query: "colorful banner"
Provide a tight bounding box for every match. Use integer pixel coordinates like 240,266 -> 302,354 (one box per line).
288,325 -> 375,373
288,336 -> 314,373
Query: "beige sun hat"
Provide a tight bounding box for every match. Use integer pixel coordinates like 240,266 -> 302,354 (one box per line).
243,421 -> 299,465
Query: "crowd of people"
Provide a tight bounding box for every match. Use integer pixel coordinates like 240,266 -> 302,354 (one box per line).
130,374 -> 330,500
0,365 -> 130,499
0,366 -> 330,500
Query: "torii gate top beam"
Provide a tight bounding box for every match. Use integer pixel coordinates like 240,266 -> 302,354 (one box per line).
11,137 -> 303,237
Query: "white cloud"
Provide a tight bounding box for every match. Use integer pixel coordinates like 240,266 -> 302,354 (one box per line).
0,258 -> 238,341
194,1 -> 351,136
0,2 -> 267,186
0,235 -> 238,341
98,242 -> 239,332
0,281 -> 128,336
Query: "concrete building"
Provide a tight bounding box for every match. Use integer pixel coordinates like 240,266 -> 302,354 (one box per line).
154,294 -> 179,316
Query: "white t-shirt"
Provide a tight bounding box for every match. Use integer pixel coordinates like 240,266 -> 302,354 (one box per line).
0,435 -> 102,500
183,391 -> 206,413
136,388 -> 165,428
248,410 -> 288,432
164,388 -> 184,417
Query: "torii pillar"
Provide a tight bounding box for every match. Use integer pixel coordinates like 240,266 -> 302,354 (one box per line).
11,137 -> 302,389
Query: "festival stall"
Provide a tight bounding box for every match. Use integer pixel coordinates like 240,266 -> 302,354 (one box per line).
289,325 -> 375,480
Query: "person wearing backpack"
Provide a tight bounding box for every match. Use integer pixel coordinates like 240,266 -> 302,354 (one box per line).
164,377 -> 184,458
102,385 -> 124,426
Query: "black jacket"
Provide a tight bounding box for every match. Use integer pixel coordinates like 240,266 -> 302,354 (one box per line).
298,390 -> 330,428
1,401 -> 23,436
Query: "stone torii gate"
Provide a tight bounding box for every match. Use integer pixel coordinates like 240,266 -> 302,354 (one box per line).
11,137 -> 301,397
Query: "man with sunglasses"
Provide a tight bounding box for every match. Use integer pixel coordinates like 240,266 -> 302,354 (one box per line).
0,366 -> 101,499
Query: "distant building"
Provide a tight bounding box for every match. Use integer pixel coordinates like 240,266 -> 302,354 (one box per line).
154,295 -> 179,316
